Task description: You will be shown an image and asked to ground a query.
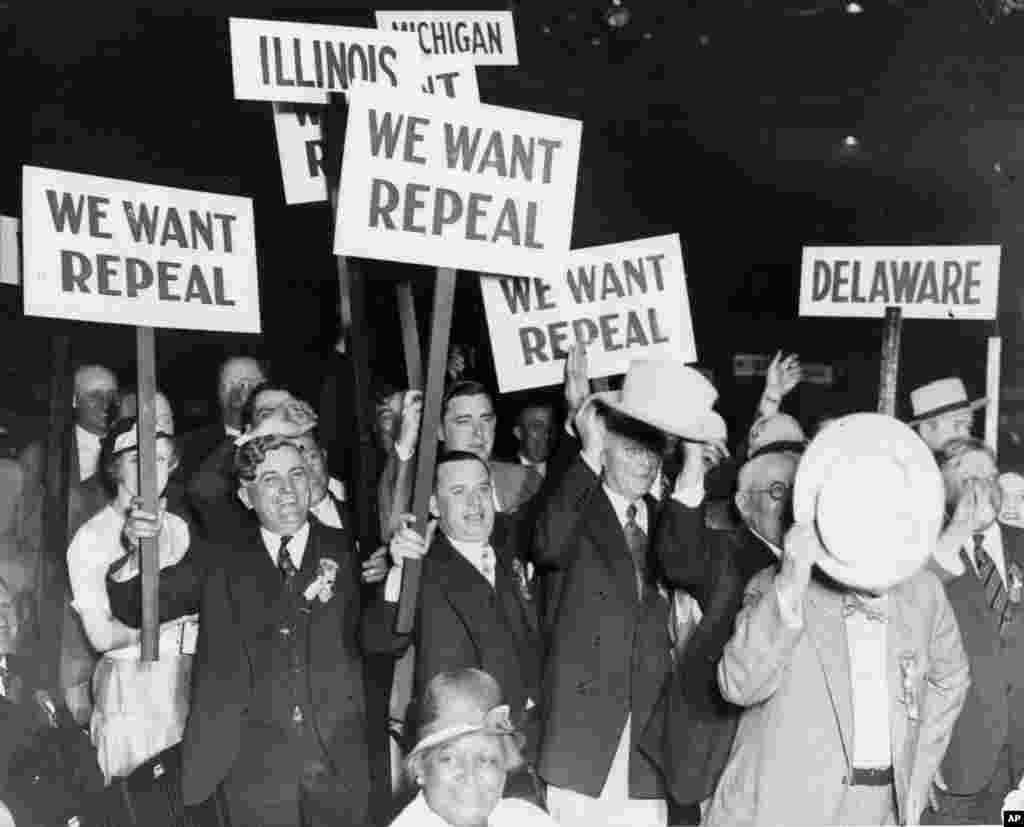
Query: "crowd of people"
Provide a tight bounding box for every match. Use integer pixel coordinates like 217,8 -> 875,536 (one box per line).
0,341 -> 1019,827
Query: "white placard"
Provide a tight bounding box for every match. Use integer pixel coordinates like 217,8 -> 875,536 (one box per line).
375,10 -> 518,66
271,56 -> 479,206
800,245 -> 1001,320
229,17 -> 422,104
481,235 -> 695,393
334,86 -> 581,278
22,166 -> 260,333
0,216 -> 19,286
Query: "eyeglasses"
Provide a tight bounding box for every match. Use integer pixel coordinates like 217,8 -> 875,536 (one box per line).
747,481 -> 792,502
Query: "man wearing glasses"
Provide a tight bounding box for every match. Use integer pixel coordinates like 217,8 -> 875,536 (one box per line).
640,446 -> 799,821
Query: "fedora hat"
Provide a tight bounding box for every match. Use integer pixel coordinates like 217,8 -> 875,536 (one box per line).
908,377 -> 986,426
407,669 -> 524,762
793,412 -> 945,593
585,359 -> 721,441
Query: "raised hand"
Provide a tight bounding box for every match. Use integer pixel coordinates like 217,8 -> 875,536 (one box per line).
564,341 -> 591,415
765,351 -> 804,400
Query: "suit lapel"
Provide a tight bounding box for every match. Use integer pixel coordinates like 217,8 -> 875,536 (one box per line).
433,536 -> 496,632
492,520 -> 539,635
805,583 -> 854,767
226,524 -> 286,650
591,488 -> 642,606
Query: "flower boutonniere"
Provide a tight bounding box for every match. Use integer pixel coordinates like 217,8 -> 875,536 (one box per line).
899,651 -> 920,724
303,558 -> 339,604
1010,563 -> 1023,605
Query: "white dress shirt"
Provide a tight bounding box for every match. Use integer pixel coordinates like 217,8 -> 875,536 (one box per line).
602,483 -> 649,534
260,520 -> 310,570
962,520 -> 1006,586
311,495 -> 343,530
519,454 -> 547,478
845,593 -> 893,768
75,425 -> 103,481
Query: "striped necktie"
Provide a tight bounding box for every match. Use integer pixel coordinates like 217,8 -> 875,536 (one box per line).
624,503 -> 648,600
963,533 -> 1009,629
277,535 -> 297,589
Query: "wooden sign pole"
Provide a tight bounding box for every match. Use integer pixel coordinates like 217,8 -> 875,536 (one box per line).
985,327 -> 1002,458
876,306 -> 903,417
397,283 -> 424,389
136,326 -> 160,661
396,267 -> 456,635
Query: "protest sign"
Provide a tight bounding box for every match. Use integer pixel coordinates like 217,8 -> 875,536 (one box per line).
272,57 -> 478,206
800,245 -> 1001,320
334,86 -> 581,277
229,17 -> 421,104
22,166 -> 260,333
0,216 -> 19,286
375,10 -> 518,66
480,234 -> 695,393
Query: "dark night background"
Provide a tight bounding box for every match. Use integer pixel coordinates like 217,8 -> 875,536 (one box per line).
2,0 -> 1023,460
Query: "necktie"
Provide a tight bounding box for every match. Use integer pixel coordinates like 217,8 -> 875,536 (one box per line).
277,535 -> 297,585
971,533 -> 1009,628
624,503 -> 648,600
480,546 -> 495,587
842,594 -> 888,623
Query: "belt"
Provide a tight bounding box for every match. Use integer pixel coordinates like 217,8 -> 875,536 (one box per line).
849,766 -> 894,787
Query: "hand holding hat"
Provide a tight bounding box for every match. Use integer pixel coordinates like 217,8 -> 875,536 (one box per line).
235,398 -> 318,446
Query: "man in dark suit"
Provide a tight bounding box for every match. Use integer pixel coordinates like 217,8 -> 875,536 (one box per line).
534,362 -> 721,827
925,436 -> 1024,825
181,435 -> 371,827
639,447 -> 797,816
363,452 -> 543,765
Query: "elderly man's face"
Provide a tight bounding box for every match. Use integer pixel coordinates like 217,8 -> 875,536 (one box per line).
944,448 -> 1001,533
0,582 -> 20,654
290,433 -> 328,507
74,366 -> 119,436
218,358 -> 266,425
515,406 -> 554,464
736,452 -> 799,547
421,732 -> 506,827
920,410 -> 973,452
440,394 -> 496,462
602,430 -> 661,503
119,391 -> 175,434
239,444 -> 311,535
435,458 -> 495,544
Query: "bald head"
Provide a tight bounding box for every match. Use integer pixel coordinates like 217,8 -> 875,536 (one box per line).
218,356 -> 267,429
735,451 -> 799,546
73,364 -> 119,435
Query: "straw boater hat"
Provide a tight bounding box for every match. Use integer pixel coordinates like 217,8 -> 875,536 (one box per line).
908,377 -> 987,426
585,359 -> 724,442
793,412 -> 945,594
407,669 -> 524,764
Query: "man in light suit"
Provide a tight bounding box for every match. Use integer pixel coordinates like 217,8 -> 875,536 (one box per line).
705,415 -> 970,827
925,437 -> 1024,824
438,381 -> 541,514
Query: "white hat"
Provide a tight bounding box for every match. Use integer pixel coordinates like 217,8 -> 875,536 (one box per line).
586,359 -> 722,441
793,412 -> 945,593
748,413 -> 806,460
909,377 -> 986,426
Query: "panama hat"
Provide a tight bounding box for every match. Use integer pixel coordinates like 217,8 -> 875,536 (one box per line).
908,377 -> 986,426
748,413 -> 807,460
407,669 -> 524,763
584,359 -> 721,441
793,412 -> 945,593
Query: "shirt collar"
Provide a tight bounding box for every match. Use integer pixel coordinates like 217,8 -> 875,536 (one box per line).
75,424 -> 102,446
260,520 -> 311,567
748,525 -> 784,559
225,424 -> 242,439
446,533 -> 491,560
602,483 -> 645,527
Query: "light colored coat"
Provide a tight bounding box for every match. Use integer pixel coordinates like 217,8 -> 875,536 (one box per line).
705,566 -> 970,827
